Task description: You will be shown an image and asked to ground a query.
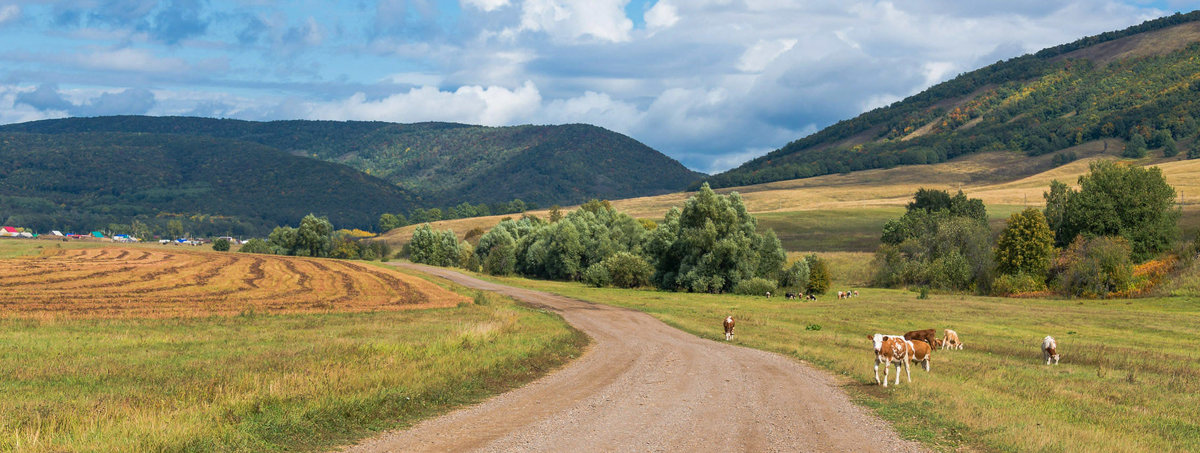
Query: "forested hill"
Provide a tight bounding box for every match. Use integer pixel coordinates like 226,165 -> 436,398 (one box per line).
0,132 -> 415,236
704,11 -> 1200,189
0,117 -> 704,207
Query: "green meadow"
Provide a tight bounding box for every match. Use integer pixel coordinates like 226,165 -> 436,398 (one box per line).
482,274 -> 1200,452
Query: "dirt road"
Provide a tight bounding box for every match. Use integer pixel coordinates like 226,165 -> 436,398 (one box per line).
345,263 -> 925,452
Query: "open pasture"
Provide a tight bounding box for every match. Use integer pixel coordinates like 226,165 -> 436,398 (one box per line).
0,242 -> 586,451
484,274 -> 1200,452
0,245 -> 466,318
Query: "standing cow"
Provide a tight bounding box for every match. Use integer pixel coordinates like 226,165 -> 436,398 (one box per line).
723,316 -> 736,341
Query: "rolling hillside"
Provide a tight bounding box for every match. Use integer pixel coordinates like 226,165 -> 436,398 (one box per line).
0,131 -> 415,236
705,11 -> 1200,188
0,116 -> 704,208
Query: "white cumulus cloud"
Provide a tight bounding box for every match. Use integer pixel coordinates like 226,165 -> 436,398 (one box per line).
513,0 -> 633,43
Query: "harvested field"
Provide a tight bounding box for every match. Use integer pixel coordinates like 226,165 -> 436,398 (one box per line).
0,246 -> 467,318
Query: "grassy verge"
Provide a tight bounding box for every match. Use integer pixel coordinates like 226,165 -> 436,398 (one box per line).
479,274 -> 1200,452
0,252 -> 586,451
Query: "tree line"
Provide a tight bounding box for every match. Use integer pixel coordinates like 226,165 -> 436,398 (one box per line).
873,161 -> 1180,297
407,185 -> 832,295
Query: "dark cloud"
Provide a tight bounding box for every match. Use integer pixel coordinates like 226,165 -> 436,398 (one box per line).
76,87 -> 156,116
146,0 -> 210,45
15,83 -> 75,111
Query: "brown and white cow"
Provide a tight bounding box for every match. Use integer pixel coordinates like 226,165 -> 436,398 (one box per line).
1043,335 -> 1060,365
909,339 -> 932,372
942,329 -> 963,350
904,329 -> 937,347
869,333 -> 912,386
724,316 -> 735,341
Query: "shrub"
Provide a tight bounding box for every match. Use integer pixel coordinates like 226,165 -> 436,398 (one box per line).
992,273 -> 1046,296
409,224 -> 460,267
733,277 -> 777,296
805,254 -> 832,294
212,238 -> 230,252
238,238 -> 272,254
778,259 -> 810,290
582,263 -> 612,288
1054,236 -> 1134,298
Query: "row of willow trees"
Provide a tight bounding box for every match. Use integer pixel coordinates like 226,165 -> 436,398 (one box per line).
873,161 -> 1182,297
408,184 -> 831,295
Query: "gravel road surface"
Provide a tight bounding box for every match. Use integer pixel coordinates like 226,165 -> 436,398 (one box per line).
344,263 -> 926,452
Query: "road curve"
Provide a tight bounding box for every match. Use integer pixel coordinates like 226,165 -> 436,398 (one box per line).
345,263 -> 926,452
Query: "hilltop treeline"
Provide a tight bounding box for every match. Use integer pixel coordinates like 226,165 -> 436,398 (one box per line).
1,116 -> 703,209
706,12 -> 1200,189
0,132 -> 413,236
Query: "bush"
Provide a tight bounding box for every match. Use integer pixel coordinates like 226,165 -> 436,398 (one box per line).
409,224 -> 460,267
995,208 -> 1055,278
992,273 -> 1046,296
1054,236 -> 1134,298
733,277 -> 777,296
238,238 -> 272,254
779,259 -> 810,290
212,238 -> 230,252
805,254 -> 832,294
601,252 -> 653,288
582,263 -> 612,288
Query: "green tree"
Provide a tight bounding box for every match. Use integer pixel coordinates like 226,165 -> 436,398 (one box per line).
1055,161 -> 1179,261
409,224 -> 460,267
647,183 -> 784,293
167,219 -> 184,239
378,213 -> 404,232
1162,135 -> 1179,158
779,259 -> 810,290
549,205 -> 563,223
1123,134 -> 1147,158
995,208 -> 1055,278
1043,180 -> 1071,246
212,238 -> 231,252
294,214 -> 334,257
805,254 -> 832,294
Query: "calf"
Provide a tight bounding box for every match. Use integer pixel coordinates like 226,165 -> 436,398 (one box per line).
942,329 -> 963,350
723,316 -> 736,341
1042,336 -> 1060,365
909,340 -> 932,372
869,334 -> 912,386
904,329 -> 937,347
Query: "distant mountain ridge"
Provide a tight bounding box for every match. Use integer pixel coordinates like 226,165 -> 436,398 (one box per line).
0,131 -> 414,236
0,116 -> 704,208
704,11 -> 1200,189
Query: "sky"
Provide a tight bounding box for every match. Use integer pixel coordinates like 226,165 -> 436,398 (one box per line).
0,1 -> 1195,173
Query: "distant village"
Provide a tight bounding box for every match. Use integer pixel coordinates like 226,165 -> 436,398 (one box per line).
0,226 -> 241,246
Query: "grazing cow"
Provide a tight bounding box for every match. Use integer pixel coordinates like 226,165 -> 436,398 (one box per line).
765,291 -> 772,298
724,316 -> 736,341
909,340 -> 932,372
869,334 -> 912,386
837,291 -> 845,299
784,292 -> 796,300
853,290 -> 859,297
904,329 -> 937,347
931,338 -> 944,348
1043,336 -> 1060,365
807,294 -> 817,301
942,329 -> 963,350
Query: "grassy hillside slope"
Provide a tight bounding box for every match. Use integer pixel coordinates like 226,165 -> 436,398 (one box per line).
706,12 -> 1200,188
379,145 -> 1200,250
0,131 -> 415,236
0,116 -> 703,208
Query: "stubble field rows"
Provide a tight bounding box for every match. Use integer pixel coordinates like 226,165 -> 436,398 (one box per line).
0,246 -> 467,318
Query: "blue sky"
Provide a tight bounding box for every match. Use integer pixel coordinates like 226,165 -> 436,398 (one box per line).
0,1 -> 1194,173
